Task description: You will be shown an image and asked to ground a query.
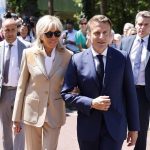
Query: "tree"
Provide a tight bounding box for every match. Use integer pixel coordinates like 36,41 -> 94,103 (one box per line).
82,0 -> 100,20
7,0 -> 150,33
105,0 -> 150,33
48,0 -> 54,15
100,0 -> 107,15
7,0 -> 40,17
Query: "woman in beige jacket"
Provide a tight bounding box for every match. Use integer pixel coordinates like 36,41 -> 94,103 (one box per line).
12,15 -> 72,150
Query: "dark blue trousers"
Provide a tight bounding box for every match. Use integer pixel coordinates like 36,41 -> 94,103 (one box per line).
78,119 -> 123,150
134,86 -> 150,150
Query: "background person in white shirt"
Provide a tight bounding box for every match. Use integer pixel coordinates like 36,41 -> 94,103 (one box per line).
61,20 -> 79,53
0,18 -> 30,150
120,10 -> 150,150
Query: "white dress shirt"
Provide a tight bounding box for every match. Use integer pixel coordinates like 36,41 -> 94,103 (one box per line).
91,46 -> 107,70
130,35 -> 149,85
3,39 -> 19,87
43,48 -> 55,76
62,29 -> 79,52
91,46 -> 107,83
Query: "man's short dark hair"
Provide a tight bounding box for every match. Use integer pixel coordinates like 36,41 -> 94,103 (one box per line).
87,15 -> 112,32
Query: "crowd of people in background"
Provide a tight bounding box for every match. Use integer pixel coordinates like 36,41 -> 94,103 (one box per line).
0,10 -> 138,54
0,11 -> 140,54
0,11 -> 36,44
0,9 -> 150,150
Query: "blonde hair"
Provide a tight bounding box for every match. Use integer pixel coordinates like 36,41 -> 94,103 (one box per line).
34,15 -> 63,49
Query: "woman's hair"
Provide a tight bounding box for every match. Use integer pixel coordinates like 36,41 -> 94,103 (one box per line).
79,17 -> 87,24
34,15 -> 63,48
20,22 -> 30,35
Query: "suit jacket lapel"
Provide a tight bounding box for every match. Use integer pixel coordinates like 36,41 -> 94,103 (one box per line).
49,48 -> 64,78
128,36 -> 136,54
0,42 -> 5,75
102,47 -> 113,94
34,43 -> 66,79
17,39 -> 25,68
0,42 -> 5,92
35,50 -> 48,78
146,35 -> 150,69
84,49 -> 100,89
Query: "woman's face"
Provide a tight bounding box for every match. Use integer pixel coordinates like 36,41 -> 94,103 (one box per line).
79,20 -> 87,32
20,25 -> 28,38
41,26 -> 61,51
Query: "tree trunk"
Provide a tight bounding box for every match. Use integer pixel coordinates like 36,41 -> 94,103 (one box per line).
100,0 -> 107,15
48,0 -> 54,15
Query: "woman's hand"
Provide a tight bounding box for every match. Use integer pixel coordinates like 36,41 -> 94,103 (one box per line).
12,121 -> 22,134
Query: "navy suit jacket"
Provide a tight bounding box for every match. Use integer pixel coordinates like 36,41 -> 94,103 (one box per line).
120,35 -> 150,102
61,47 -> 140,142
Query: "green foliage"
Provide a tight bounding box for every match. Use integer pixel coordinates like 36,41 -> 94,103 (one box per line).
105,0 -> 150,33
7,0 -> 41,17
7,0 -> 27,13
7,0 -> 150,34
73,0 -> 150,34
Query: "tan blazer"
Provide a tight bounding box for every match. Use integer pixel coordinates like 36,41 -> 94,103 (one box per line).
12,44 -> 72,127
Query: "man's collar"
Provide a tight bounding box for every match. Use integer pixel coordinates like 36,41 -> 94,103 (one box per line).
91,46 -> 108,57
4,39 -> 17,46
136,34 -> 149,42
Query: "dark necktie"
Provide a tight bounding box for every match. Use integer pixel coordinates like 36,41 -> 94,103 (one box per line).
133,39 -> 144,84
3,44 -> 13,83
97,55 -> 104,91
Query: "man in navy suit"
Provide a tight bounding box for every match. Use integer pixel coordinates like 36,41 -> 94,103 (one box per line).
61,15 -> 140,150
120,11 -> 150,150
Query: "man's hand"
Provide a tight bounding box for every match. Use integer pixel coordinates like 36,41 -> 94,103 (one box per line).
65,40 -> 76,45
12,121 -> 22,134
126,131 -> 138,146
91,96 -> 111,111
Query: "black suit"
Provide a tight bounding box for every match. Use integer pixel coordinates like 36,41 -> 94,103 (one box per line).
120,35 -> 150,150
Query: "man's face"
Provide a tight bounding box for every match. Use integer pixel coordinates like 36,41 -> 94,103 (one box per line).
2,22 -> 17,43
123,27 -> 130,36
135,16 -> 150,38
66,24 -> 73,32
88,22 -> 111,53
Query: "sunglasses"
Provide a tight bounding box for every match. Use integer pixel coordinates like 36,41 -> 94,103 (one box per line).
80,23 -> 87,25
44,31 -> 61,38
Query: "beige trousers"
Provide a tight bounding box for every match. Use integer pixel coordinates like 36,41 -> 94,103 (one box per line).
24,122 -> 60,150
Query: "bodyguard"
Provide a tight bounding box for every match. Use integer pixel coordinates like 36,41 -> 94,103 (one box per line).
0,18 -> 30,150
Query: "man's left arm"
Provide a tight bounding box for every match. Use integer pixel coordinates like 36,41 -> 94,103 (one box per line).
123,53 -> 140,146
0,46 -> 4,98
61,56 -> 93,116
